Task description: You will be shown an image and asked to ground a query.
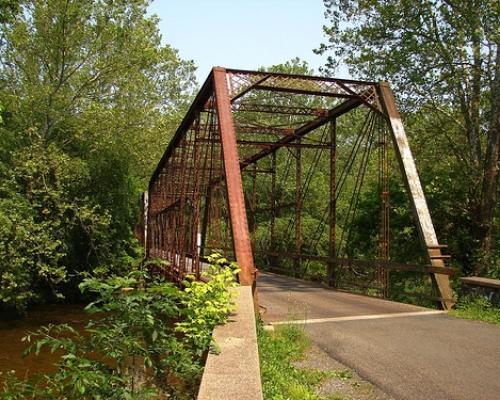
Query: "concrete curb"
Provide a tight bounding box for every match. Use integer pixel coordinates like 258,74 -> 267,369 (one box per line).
197,286 -> 263,400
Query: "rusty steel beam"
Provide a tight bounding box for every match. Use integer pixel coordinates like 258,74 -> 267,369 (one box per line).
237,140 -> 331,149
378,82 -> 454,309
213,67 -> 255,286
190,120 -> 203,279
198,123 -> 295,136
226,67 -> 378,87
195,138 -> 332,149
253,85 -> 354,98
226,69 -> 383,113
256,202 -> 295,214
378,118 -> 390,297
327,119 -> 337,287
250,164 -> 257,244
270,151 -> 277,270
145,67 -> 454,310
240,95 -> 366,167
149,73 -> 214,188
294,140 -> 302,276
235,125 -> 296,136
199,186 -> 212,258
230,74 -> 271,102
233,102 -> 327,116
143,190 -> 149,257
241,168 -> 275,174
198,95 -> 371,190
255,252 -> 457,276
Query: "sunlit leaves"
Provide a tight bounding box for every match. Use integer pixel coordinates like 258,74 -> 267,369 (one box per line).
0,0 -> 196,312
2,257 -> 238,398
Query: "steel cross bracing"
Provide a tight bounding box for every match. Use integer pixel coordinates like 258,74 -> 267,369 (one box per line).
144,67 -> 455,309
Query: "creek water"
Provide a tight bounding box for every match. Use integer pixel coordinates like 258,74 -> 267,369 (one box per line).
0,304 -> 90,382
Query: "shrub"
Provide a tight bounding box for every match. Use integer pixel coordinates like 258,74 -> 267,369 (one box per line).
451,295 -> 500,325
0,255 -> 239,399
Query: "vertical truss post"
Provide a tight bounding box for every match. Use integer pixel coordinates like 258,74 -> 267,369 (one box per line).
250,163 -> 257,245
199,186 -> 211,259
379,120 -> 389,297
176,140 -> 190,277
170,145 -> 182,272
211,185 -> 223,248
213,67 -> 255,286
143,190 -> 149,258
270,151 -> 277,271
378,82 -> 454,309
167,211 -> 174,267
327,119 -> 337,287
200,110 -> 216,259
294,140 -> 302,277
191,117 -> 203,278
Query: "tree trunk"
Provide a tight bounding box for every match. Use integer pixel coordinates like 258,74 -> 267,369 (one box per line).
477,44 -> 500,273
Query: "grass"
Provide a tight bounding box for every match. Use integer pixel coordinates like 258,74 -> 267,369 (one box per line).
450,296 -> 500,325
257,323 -> 344,400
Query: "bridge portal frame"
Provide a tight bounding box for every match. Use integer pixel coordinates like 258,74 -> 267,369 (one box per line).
145,67 -> 454,309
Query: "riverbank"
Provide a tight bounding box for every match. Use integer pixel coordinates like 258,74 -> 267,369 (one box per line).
0,304 -> 89,381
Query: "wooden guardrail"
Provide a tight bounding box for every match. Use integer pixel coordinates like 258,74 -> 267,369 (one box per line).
461,276 -> 500,306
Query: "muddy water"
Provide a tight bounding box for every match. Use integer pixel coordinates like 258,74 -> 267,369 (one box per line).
0,304 -> 90,381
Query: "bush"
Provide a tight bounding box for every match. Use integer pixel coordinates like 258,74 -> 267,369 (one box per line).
451,295 -> 500,325
0,141 -> 137,314
0,255 -> 239,399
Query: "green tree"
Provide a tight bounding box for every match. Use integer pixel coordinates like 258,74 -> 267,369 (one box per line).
1,0 -> 195,178
0,0 -> 196,312
316,0 -> 499,274
0,0 -> 19,23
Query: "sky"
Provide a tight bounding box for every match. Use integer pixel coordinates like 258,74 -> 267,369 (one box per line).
148,0 -> 341,84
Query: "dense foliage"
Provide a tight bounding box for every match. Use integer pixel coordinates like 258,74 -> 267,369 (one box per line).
316,0 -> 499,276
0,0 -> 497,314
0,255 -> 239,399
450,295 -> 500,325
0,0 -> 196,313
250,48 -> 497,303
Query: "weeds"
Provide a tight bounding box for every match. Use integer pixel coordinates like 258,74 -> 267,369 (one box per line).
0,255 -> 239,399
450,296 -> 500,325
257,323 -> 344,400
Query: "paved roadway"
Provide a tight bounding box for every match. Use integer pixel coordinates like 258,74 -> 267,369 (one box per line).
258,272 -> 500,400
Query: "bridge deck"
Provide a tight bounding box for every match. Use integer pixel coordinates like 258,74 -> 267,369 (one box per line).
258,271 -> 500,400
258,271 -> 426,323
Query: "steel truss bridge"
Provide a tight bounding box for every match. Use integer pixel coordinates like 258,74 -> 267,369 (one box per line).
142,67 -> 455,309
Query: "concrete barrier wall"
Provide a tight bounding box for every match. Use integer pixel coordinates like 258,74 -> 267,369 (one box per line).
197,286 -> 263,400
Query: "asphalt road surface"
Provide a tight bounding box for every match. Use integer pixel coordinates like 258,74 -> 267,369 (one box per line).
258,272 -> 500,400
